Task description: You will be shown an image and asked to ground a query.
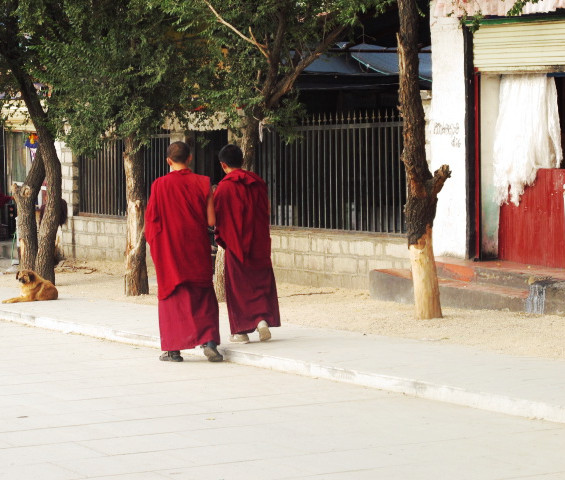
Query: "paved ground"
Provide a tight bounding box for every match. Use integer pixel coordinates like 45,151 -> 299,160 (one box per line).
2,321 -> 565,480
0,282 -> 564,426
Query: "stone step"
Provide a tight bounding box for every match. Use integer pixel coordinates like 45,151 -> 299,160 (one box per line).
369,264 -> 565,315
369,268 -> 532,313
435,256 -> 565,290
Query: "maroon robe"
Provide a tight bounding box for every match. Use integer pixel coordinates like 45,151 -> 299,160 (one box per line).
0,191 -> 11,207
145,169 -> 220,350
214,169 -> 281,334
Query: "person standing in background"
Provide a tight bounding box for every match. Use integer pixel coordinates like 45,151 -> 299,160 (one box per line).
0,189 -> 12,207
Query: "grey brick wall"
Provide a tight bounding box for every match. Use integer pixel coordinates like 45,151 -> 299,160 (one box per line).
270,227 -> 410,289
62,216 -> 127,262
56,124 -> 412,289
62,219 -> 409,290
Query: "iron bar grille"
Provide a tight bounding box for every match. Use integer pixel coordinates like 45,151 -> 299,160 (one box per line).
256,110 -> 406,234
79,130 -> 229,216
0,128 -> 6,194
79,113 -> 406,235
79,132 -> 171,216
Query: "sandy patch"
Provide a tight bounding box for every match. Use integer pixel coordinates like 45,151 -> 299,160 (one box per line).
1,259 -> 564,360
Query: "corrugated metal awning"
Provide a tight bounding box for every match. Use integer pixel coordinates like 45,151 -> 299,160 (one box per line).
303,43 -> 432,83
348,43 -> 432,82
474,20 -> 565,73
304,53 -> 374,75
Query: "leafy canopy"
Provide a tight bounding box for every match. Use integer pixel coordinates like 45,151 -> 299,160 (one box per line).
161,0 -> 394,134
0,0 -> 64,131
32,0 -> 212,155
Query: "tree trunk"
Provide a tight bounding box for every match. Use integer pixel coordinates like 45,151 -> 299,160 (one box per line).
409,225 -> 442,318
240,114 -> 261,171
123,135 -> 149,296
35,135 -> 62,283
398,0 -> 451,319
214,245 -> 226,302
5,58 -> 61,282
11,149 -> 45,270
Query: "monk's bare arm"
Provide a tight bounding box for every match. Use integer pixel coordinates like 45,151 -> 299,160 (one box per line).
207,189 -> 216,227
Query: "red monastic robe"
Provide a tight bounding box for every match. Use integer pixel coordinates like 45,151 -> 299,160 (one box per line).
145,169 -> 220,350
214,169 -> 281,334
0,191 -> 11,207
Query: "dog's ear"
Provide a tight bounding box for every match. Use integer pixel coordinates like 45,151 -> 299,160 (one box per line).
15,270 -> 20,280
27,272 -> 35,282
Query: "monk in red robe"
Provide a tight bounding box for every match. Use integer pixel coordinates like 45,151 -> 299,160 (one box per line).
214,144 -> 281,343
0,190 -> 12,207
145,141 -> 223,362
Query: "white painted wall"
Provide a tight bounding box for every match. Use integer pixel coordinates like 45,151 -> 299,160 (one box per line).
429,11 -> 469,258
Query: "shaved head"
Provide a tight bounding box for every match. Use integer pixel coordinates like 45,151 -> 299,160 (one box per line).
167,141 -> 191,164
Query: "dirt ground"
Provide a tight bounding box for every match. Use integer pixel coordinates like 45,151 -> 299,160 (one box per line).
1,258 -> 564,361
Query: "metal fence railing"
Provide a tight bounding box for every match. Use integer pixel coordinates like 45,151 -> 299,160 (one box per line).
79,132 -> 171,216
79,130 -> 228,216
79,114 -> 406,235
79,138 -> 125,216
256,110 -> 406,234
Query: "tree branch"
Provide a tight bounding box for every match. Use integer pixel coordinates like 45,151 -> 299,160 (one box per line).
262,8 -> 288,96
205,1 -> 268,59
431,164 -> 452,196
266,24 -> 346,108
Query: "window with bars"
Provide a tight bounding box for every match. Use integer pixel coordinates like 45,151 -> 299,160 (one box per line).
256,110 -> 406,234
78,114 -> 406,235
78,130 -> 228,216
79,134 -> 171,216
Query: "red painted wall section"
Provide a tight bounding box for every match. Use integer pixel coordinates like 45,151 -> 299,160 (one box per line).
499,169 -> 565,268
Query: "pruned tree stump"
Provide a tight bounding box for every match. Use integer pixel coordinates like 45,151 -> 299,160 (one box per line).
214,245 -> 226,302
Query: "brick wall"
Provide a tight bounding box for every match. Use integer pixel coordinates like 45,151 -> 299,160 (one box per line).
62,216 -> 127,262
270,227 -> 409,289
61,218 -> 410,289
56,136 -> 409,289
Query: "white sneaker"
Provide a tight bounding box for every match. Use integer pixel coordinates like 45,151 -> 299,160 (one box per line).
257,320 -> 271,342
229,333 -> 250,343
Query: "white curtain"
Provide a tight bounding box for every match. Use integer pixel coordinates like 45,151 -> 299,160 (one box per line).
493,74 -> 562,206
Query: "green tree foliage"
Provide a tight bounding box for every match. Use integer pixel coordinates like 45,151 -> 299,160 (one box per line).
446,0 -> 538,30
34,0 -> 209,155
505,0 -> 540,16
0,0 -> 66,282
29,0 -> 214,295
1,1 -> 49,125
162,0 -> 394,169
0,0 -> 65,147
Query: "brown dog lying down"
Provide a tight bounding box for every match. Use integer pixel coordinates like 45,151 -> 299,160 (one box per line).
2,269 -> 58,303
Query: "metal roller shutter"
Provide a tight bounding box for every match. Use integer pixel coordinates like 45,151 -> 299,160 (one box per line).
473,20 -> 565,73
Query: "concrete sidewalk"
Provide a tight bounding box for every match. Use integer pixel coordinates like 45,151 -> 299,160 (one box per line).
1,285 -> 564,425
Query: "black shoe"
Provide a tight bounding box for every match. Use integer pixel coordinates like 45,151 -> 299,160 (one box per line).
160,350 -> 183,362
201,341 -> 223,362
